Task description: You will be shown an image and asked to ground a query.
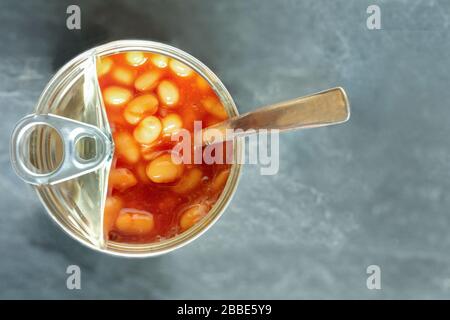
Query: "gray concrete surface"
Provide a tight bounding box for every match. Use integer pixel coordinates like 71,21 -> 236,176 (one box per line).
1,0 -> 450,299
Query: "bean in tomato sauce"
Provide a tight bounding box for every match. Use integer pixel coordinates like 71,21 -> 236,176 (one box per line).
97,51 -> 232,243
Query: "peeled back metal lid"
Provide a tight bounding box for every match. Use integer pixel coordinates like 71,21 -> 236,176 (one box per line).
10,51 -> 113,249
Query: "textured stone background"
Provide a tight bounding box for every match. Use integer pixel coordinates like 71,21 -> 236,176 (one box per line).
1,0 -> 450,299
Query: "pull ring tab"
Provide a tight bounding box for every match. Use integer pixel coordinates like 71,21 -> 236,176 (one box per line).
11,113 -> 113,185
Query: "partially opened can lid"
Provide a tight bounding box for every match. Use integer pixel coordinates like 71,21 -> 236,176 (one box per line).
10,51 -> 113,249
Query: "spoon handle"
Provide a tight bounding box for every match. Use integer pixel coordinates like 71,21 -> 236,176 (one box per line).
202,87 -> 350,144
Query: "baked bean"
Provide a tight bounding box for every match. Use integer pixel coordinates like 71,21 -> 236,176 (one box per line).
125,51 -> 147,66
196,75 -> 210,91
97,56 -> 113,77
112,67 -> 135,86
115,209 -> 155,236
172,168 -> 203,194
179,205 -> 207,231
104,196 -> 123,233
201,97 -> 228,120
146,154 -> 183,183
133,116 -> 162,144
150,54 -> 169,68
211,169 -> 230,192
134,70 -> 161,92
114,131 -> 140,164
123,94 -> 159,125
109,168 -> 137,192
169,59 -> 193,77
157,80 -> 179,107
162,113 -> 183,136
103,86 -> 133,107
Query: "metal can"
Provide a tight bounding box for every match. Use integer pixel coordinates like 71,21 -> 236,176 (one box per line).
10,40 -> 242,257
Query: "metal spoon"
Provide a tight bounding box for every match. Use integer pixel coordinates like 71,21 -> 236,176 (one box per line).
201,87 -> 350,145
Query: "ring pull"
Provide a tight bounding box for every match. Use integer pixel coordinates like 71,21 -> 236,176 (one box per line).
10,113 -> 113,185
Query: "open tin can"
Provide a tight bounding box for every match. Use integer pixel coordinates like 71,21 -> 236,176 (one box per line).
10,40 -> 242,257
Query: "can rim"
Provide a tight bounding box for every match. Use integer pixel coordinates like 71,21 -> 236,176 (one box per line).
34,40 -> 243,258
